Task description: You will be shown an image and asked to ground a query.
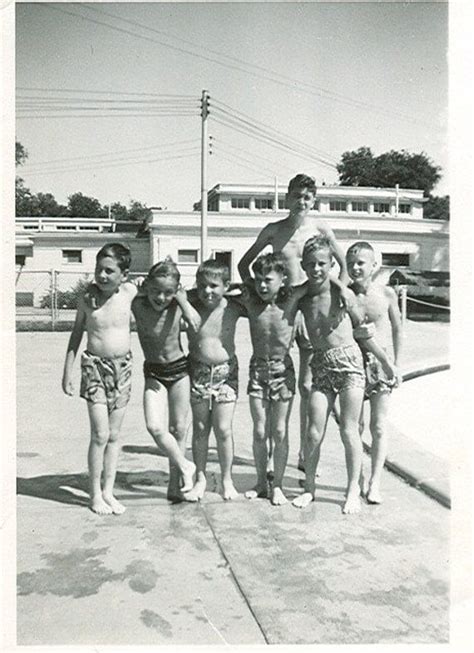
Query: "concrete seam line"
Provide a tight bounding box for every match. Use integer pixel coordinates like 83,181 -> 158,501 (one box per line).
199,503 -> 271,644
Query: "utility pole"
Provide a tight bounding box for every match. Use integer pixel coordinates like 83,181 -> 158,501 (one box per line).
395,183 -> 399,217
274,176 -> 278,212
200,90 -> 210,262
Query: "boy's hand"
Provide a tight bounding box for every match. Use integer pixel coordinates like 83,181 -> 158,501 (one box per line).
382,361 -> 402,387
175,284 -> 188,304
62,375 -> 74,396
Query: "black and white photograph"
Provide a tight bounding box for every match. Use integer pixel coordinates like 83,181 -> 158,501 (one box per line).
1,0 -> 472,649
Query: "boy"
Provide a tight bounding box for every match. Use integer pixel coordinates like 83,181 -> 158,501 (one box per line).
238,173 -> 348,470
62,243 -> 138,515
293,236 -> 398,514
346,241 -> 403,504
239,253 -> 307,505
132,258 -> 198,502
183,259 -> 245,502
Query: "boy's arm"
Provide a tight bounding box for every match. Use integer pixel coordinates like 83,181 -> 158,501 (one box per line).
238,225 -> 272,281
317,220 -> 349,284
387,287 -> 403,383
62,298 -> 87,396
175,286 -> 201,333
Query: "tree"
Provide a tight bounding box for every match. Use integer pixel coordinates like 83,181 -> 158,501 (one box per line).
110,202 -> 129,221
127,199 -> 152,222
67,192 -> 107,218
16,141 -> 28,167
337,147 -> 442,196
423,195 -> 449,221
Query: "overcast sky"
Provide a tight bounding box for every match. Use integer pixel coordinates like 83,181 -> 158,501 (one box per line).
15,1 -> 448,211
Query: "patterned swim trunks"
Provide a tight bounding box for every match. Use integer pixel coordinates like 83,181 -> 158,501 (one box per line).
294,312 -> 313,352
189,356 -> 238,406
311,344 -> 365,395
364,350 -> 396,397
80,350 -> 132,412
247,354 -> 295,402
143,356 -> 189,390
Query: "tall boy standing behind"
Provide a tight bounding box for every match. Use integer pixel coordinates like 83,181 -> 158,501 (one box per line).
62,243 -> 138,515
238,174 -> 348,469
294,236 -> 397,514
346,241 -> 403,504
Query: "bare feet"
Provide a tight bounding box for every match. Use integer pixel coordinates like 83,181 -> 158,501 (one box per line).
222,481 -> 239,501
102,494 -> 126,515
167,488 -> 183,503
90,495 -> 113,515
297,457 -> 305,473
180,461 -> 196,494
245,484 -> 269,500
342,493 -> 361,514
292,491 -> 314,509
366,484 -> 383,504
271,487 -> 288,506
182,478 -> 206,502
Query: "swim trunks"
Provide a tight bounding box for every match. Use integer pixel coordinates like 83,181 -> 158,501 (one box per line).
311,343 -> 365,395
247,354 -> 295,402
294,312 -> 313,352
80,350 -> 132,412
189,356 -> 238,405
363,350 -> 396,397
143,356 -> 189,389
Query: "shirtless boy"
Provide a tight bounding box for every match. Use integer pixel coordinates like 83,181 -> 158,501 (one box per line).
238,173 -> 348,470
346,241 -> 403,504
293,236 -> 398,514
62,243 -> 138,515
239,253 -> 307,505
183,259 -> 245,502
132,259 -> 198,501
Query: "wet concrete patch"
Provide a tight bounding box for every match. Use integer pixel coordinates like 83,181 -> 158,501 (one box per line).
125,560 -> 159,593
140,610 -> 173,638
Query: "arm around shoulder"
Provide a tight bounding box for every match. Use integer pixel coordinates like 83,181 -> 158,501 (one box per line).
237,224 -> 273,281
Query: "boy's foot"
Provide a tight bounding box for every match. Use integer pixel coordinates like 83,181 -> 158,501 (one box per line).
102,493 -> 126,515
342,493 -> 361,514
297,457 -> 305,472
366,485 -> 383,504
222,481 -> 239,501
271,487 -> 288,506
180,461 -> 196,494
245,484 -> 269,500
182,478 -> 206,502
167,488 -> 183,503
90,496 -> 113,515
292,492 -> 314,509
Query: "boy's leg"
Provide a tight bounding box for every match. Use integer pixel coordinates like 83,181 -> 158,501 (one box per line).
269,398 -> 293,505
358,401 -> 369,496
167,376 -> 192,500
102,404 -> 128,514
212,401 -> 238,500
297,348 -> 313,471
339,386 -> 365,514
246,396 -> 270,499
144,379 -> 195,496
86,402 -> 113,514
183,401 -> 212,502
367,392 -> 391,504
293,389 -> 333,508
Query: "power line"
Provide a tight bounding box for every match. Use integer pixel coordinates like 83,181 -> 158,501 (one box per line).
17,87 -> 196,98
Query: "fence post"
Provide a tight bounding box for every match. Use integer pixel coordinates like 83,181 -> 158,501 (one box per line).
50,269 -> 57,331
399,285 -> 407,325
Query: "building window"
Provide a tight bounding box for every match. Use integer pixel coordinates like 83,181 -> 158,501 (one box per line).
213,251 -> 233,279
62,249 -> 82,264
231,197 -> 250,209
178,249 -> 199,263
56,225 -> 76,231
22,225 -> 37,230
278,198 -> 287,210
79,225 -> 100,231
16,254 -> 26,266
398,203 -> 411,214
207,197 -> 219,211
352,201 -> 368,212
373,202 -> 391,214
255,198 -> 273,210
329,200 -> 347,212
382,253 -> 410,267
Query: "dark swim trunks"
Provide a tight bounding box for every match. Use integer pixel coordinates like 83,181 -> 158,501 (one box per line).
189,356 -> 238,406
143,356 -> 189,389
311,343 -> 365,395
247,354 -> 295,402
80,350 -> 132,412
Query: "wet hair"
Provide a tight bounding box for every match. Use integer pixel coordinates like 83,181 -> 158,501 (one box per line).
346,241 -> 375,258
287,173 -> 317,196
96,243 -> 131,271
302,235 -> 333,260
196,258 -> 230,284
147,256 -> 180,285
251,252 -> 290,303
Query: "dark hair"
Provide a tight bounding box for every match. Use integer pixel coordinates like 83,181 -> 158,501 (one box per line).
302,235 -> 333,260
346,241 -> 375,258
196,259 -> 230,284
287,173 -> 317,196
252,252 -> 289,278
147,256 -> 180,284
96,243 -> 131,271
